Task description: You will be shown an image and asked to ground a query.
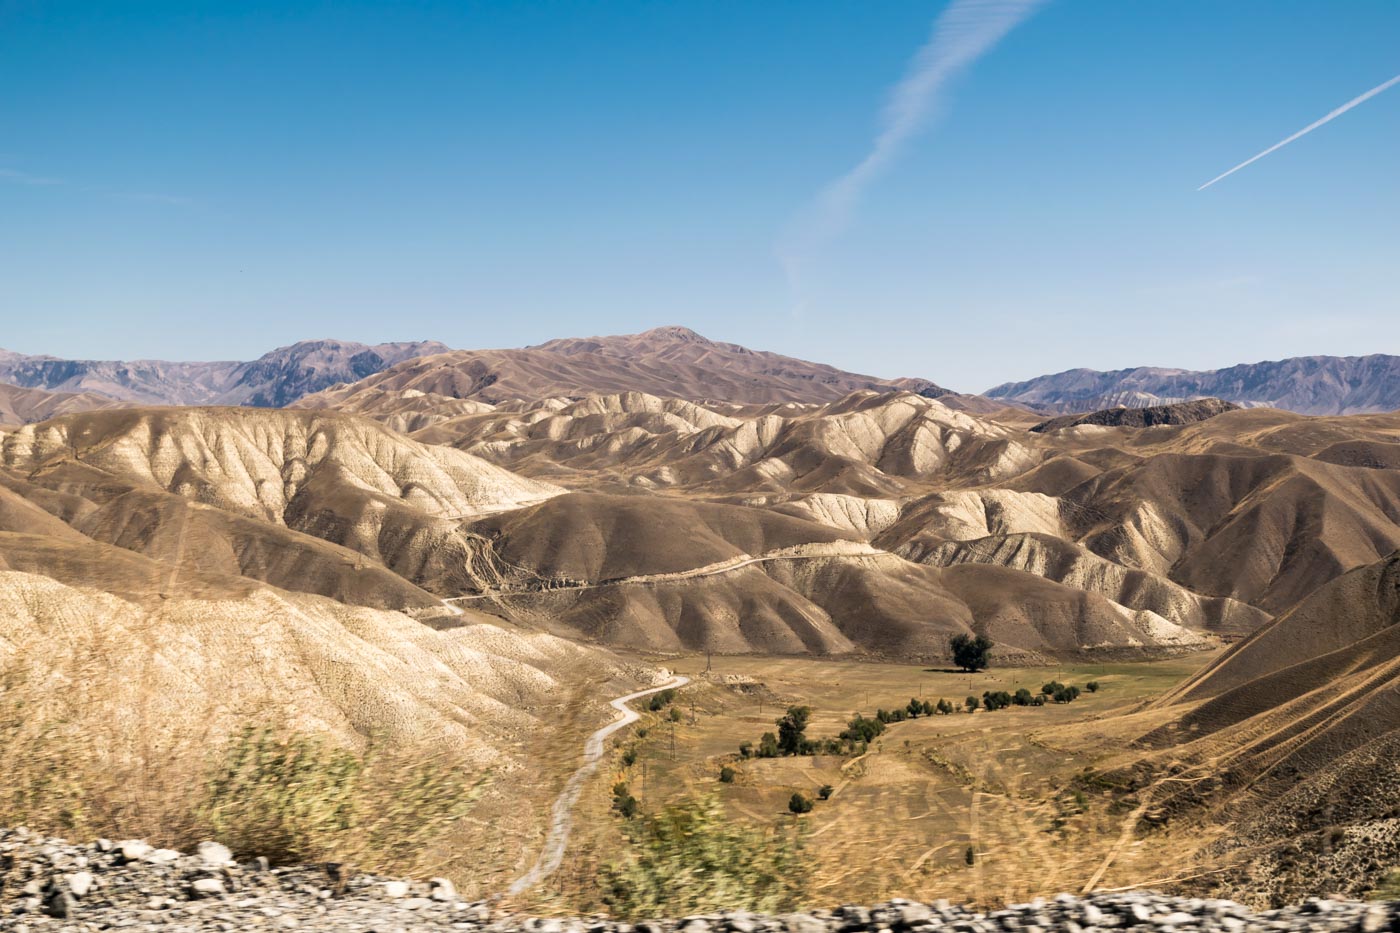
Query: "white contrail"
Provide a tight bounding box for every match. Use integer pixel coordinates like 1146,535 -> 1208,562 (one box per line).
1199,72 -> 1400,190
778,0 -> 1045,298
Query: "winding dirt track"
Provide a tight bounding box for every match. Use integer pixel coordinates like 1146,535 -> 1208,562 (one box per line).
506,674 -> 692,896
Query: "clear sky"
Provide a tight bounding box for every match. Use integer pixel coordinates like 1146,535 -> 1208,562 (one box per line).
1,0 -> 1397,393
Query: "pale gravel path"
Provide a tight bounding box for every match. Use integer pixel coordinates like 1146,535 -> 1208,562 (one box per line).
505,674 -> 691,896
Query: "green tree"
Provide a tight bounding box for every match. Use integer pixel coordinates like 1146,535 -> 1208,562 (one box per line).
906,698 -> 924,719
719,766 -> 736,784
936,698 -> 955,715
758,732 -> 780,759
949,634 -> 994,672
1013,688 -> 1033,707
817,785 -> 833,800
776,706 -> 812,756
669,707 -> 683,723
1085,681 -> 1101,693
964,696 -> 979,713
788,792 -> 814,815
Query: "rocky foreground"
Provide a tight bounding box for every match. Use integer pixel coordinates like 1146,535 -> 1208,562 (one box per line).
1,830 -> 1395,933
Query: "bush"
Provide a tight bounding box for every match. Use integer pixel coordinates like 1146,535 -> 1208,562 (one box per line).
621,748 -> 638,767
841,715 -> 884,744
669,707 -> 683,723
906,698 -> 924,719
1042,681 -> 1064,696
965,845 -> 975,866
817,785 -> 833,800
788,792 -> 814,815
758,732 -> 780,758
982,691 -> 1012,711
936,698 -> 954,715
921,700 -> 934,716
1013,688 -> 1033,706
964,696 -> 979,713
203,726 -> 483,867
738,741 -> 754,759
950,634 -> 994,672
599,796 -> 808,917
1085,681 -> 1101,693
612,781 -> 640,819
719,766 -> 736,784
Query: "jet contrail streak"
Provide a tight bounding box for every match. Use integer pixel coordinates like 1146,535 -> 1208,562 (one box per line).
778,0 -> 1044,300
1199,72 -> 1400,190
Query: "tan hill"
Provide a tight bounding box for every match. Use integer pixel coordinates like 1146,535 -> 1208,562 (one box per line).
0,382 -> 129,425
0,339 -> 448,407
0,407 -> 560,605
297,326 -> 957,407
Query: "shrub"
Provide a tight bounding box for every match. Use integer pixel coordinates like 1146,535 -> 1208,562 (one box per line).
599,796 -> 808,917
788,792 -> 814,815
1013,688 -> 1033,706
1085,681 -> 1101,693
621,748 -> 638,767
965,845 -> 975,866
950,634 -> 994,672
840,715 -> 884,744
936,698 -> 955,715
738,741 -> 754,759
964,696 -> 979,712
202,726 -> 483,867
906,698 -> 924,719
758,732 -> 780,758
817,785 -> 833,800
669,707 -> 683,723
982,691 -> 1012,711
612,781 -> 640,819
719,766 -> 736,784
921,700 -> 934,716
1042,681 -> 1064,696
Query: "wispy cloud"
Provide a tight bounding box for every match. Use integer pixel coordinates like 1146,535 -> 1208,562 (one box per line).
777,0 -> 1045,303
0,164 -> 193,206
1199,72 -> 1400,190
0,166 -> 64,186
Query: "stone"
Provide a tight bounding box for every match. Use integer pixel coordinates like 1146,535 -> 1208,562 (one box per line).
190,877 -> 227,897
42,889 -> 75,919
117,840 -> 152,862
197,841 -> 234,867
382,880 -> 410,898
430,875 -> 457,901
65,870 -> 95,898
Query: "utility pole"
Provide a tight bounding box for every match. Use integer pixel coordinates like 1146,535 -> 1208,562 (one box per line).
670,722 -> 676,760
705,650 -> 712,673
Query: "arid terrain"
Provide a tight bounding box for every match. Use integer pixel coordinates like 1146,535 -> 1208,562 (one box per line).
2,327 -> 1398,914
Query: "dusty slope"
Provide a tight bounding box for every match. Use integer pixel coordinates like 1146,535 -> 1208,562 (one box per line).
0,382 -> 129,425
1123,551 -> 1400,903
297,326 -> 953,406
0,407 -> 561,605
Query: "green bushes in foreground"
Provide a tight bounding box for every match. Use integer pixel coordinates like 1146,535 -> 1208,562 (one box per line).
600,796 -> 808,918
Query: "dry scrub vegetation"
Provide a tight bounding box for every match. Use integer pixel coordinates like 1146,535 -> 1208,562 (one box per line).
0,636 -> 487,880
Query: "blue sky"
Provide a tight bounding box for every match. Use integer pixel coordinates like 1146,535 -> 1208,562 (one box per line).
1,0 -> 1396,392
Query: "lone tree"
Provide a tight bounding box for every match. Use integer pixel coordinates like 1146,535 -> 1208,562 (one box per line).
950,634 -> 994,672
788,792 -> 814,815
776,705 -> 813,756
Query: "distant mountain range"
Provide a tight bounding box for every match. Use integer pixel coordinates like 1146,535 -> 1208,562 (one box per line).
987,354 -> 1400,416
0,339 -> 448,411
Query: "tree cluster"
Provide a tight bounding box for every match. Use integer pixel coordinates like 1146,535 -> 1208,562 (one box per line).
1042,681 -> 1083,703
